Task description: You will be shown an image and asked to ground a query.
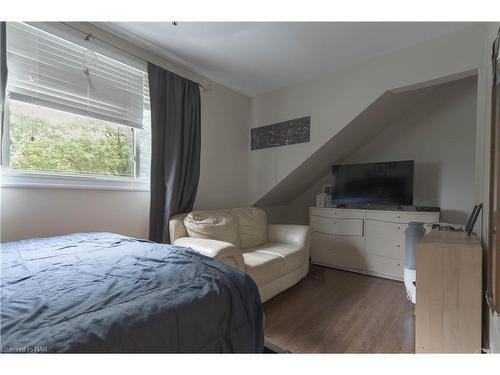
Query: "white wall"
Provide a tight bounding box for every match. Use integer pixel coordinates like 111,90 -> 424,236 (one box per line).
0,23 -> 251,243
343,77 -> 477,224
267,76 -> 478,225
195,85 -> 250,210
249,23 -> 500,352
249,24 -> 488,207
1,189 -> 150,241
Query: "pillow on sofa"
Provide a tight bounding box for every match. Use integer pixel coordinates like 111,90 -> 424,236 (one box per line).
224,208 -> 268,249
184,210 -> 240,247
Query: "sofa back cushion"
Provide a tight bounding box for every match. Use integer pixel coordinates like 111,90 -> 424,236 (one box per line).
224,208 -> 268,249
183,210 -> 240,247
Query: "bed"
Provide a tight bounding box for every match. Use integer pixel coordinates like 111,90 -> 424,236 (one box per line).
0,232 -> 264,353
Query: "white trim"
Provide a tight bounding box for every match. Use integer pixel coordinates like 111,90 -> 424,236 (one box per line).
0,168 -> 150,191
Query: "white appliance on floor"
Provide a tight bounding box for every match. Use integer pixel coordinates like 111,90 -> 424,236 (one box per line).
404,222 -> 427,303
404,268 -> 417,303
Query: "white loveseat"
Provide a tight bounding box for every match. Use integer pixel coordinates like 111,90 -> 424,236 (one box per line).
169,207 -> 312,302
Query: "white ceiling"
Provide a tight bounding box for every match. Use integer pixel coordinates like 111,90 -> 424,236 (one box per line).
100,22 -> 472,97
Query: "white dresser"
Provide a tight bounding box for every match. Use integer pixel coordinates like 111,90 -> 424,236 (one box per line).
309,207 -> 440,281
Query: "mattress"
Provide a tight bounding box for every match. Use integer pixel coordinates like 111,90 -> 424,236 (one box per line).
0,232 -> 263,353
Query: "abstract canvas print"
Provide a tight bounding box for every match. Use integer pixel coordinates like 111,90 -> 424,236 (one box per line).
251,116 -> 310,150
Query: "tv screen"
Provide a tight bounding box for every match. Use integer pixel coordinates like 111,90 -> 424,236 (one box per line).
331,160 -> 414,207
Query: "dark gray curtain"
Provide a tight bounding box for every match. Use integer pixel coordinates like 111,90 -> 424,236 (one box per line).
148,62 -> 201,243
1,22 -> 7,163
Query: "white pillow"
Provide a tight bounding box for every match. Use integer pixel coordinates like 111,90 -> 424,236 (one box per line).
224,208 -> 268,250
184,210 -> 240,247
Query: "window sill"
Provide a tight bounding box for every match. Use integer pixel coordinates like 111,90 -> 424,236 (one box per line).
0,169 -> 150,192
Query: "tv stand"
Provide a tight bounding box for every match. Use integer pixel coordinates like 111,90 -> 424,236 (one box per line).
331,204 -> 440,212
309,207 -> 440,280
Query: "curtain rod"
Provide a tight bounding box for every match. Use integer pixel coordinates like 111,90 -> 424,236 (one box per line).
60,22 -> 212,93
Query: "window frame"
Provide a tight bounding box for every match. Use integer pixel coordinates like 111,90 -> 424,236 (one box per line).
0,23 -> 151,192
1,98 -> 150,191
0,168 -> 150,191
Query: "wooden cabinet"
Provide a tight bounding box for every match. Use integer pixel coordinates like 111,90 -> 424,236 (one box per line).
365,211 -> 440,224
365,220 -> 407,260
365,253 -> 404,279
415,230 -> 482,353
309,216 -> 363,236
311,232 -> 363,272
310,207 -> 439,281
310,208 -> 365,274
310,207 -> 364,219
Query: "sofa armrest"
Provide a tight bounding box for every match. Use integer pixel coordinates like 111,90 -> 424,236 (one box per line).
268,224 -> 312,250
169,213 -> 188,243
173,237 -> 245,272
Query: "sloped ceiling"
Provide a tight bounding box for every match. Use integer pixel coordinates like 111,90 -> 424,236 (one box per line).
254,74 -> 477,207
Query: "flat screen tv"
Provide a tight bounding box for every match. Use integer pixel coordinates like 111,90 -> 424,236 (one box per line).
331,160 -> 414,207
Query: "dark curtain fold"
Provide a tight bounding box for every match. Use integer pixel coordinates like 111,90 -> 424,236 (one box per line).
148,62 -> 201,243
1,22 -> 7,163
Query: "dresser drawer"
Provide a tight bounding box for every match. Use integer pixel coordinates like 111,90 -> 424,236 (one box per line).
365,211 -> 439,224
365,220 -> 406,259
311,232 -> 363,272
310,207 -> 364,219
365,254 -> 404,280
310,215 -> 363,236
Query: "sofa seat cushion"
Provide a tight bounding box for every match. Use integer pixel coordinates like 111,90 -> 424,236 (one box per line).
243,251 -> 286,287
243,243 -> 306,286
254,243 -> 306,274
222,208 -> 268,249
183,210 -> 240,247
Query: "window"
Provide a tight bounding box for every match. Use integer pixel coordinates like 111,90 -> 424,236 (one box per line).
1,22 -> 151,190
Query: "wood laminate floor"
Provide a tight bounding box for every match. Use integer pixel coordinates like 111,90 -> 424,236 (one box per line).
263,265 -> 415,353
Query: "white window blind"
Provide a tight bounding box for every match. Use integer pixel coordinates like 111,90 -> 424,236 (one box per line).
6,22 -> 146,129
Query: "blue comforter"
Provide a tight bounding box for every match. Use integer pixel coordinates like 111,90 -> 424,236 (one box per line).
0,233 -> 263,353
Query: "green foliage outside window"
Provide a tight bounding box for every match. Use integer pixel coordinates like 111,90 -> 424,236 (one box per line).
8,102 -> 139,178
